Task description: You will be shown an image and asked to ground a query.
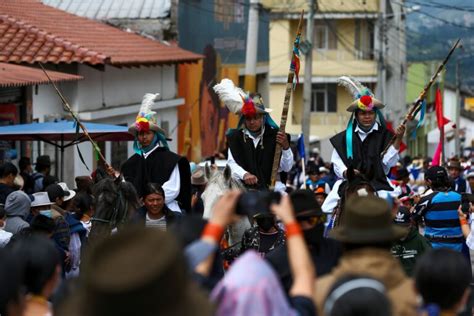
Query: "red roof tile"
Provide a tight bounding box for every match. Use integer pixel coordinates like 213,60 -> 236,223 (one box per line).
0,62 -> 83,87
0,0 -> 202,66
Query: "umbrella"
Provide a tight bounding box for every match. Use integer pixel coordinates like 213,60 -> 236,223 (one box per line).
0,121 -> 133,179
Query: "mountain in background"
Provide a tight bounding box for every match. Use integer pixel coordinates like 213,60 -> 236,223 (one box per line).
405,0 -> 474,90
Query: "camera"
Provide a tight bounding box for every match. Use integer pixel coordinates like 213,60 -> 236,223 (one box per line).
461,193 -> 474,214
235,191 -> 281,217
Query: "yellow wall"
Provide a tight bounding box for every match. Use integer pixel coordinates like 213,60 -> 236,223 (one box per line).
262,0 -> 379,13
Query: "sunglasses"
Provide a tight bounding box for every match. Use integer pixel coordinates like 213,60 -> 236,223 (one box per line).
297,214 -> 327,226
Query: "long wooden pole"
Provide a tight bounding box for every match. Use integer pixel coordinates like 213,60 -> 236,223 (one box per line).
269,10 -> 305,189
380,38 -> 461,157
38,63 -> 110,169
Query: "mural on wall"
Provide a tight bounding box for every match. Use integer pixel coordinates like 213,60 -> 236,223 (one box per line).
178,0 -> 269,161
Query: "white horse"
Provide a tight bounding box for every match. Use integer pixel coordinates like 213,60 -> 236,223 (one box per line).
202,164 -> 251,246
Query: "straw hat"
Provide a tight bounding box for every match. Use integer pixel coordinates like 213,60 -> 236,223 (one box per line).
31,192 -> 54,208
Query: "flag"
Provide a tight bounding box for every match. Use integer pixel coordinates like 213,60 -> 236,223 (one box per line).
290,35 -> 301,88
432,141 -> 443,166
297,133 -> 305,159
435,88 -> 450,129
411,99 -> 426,139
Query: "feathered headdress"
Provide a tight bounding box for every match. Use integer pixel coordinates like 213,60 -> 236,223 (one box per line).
337,76 -> 386,160
337,76 -> 384,112
128,93 -> 166,136
213,79 -> 272,116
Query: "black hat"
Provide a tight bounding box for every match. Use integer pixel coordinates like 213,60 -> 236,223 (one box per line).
425,166 -> 448,182
393,206 -> 411,226
329,196 -> 407,243
35,155 -> 51,167
290,189 -> 323,217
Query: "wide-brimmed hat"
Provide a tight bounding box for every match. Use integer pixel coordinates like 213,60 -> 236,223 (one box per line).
61,227 -> 212,316
446,160 -> 462,170
290,189 -> 323,217
128,93 -> 167,136
213,79 -> 272,117
337,76 -> 385,112
31,192 -> 54,208
191,168 -> 208,186
58,182 -> 76,202
329,195 -> 407,243
467,172 -> 474,180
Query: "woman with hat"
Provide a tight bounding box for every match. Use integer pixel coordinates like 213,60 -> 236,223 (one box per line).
213,79 -> 293,190
119,94 -> 192,213
321,76 -> 405,214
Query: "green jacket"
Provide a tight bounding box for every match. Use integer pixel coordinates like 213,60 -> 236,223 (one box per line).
391,227 -> 432,276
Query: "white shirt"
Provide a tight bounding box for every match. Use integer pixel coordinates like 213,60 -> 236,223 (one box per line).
331,122 -> 399,178
142,144 -> 182,213
227,128 -> 294,181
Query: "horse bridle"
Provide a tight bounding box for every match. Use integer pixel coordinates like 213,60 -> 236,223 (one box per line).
91,190 -> 129,228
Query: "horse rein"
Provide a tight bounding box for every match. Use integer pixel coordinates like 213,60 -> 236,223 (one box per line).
91,190 -> 128,228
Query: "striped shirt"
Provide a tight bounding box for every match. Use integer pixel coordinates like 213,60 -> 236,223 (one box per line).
145,213 -> 167,231
413,190 -> 462,252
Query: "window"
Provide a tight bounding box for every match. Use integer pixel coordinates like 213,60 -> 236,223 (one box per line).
311,84 -> 337,113
314,21 -> 337,50
354,20 -> 375,60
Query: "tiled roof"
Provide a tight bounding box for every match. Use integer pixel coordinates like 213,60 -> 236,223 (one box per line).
0,0 -> 201,66
0,62 -> 83,87
42,0 -> 170,20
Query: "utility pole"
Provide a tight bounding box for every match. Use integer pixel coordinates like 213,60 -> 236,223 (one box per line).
375,0 -> 386,105
244,0 -> 259,93
302,0 -> 315,158
455,60 -> 461,157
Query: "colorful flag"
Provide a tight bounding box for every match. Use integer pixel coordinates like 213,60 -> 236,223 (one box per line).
432,88 -> 450,166
297,133 -> 305,159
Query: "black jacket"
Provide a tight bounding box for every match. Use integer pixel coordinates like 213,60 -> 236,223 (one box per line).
131,206 -> 182,227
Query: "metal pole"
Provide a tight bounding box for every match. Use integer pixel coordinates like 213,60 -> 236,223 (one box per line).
244,0 -> 259,92
302,0 -> 315,158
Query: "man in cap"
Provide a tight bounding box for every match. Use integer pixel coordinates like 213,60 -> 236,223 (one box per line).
119,94 -> 191,213
32,155 -> 51,192
447,159 -> 471,194
213,79 -> 293,190
390,206 -> 431,276
313,195 -> 417,316
267,189 -> 341,293
412,166 -> 463,252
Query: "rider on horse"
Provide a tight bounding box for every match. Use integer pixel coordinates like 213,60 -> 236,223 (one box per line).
213,79 -> 293,191
322,76 -> 406,217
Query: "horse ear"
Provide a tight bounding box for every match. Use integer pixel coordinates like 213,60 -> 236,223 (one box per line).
346,166 -> 355,182
224,165 -> 232,182
205,163 -> 211,179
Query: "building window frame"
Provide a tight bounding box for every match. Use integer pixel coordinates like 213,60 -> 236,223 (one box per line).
311,83 -> 337,113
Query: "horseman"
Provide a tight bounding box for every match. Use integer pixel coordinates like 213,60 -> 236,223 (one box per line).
213,79 -> 294,191
118,94 -> 191,213
322,76 -> 405,214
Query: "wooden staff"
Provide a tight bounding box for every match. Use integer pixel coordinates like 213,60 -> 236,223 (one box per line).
380,38 -> 461,157
38,63 -> 110,169
270,10 -> 305,189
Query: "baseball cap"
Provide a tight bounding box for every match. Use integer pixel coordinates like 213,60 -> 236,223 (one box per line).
425,166 -> 448,181
393,207 -> 412,226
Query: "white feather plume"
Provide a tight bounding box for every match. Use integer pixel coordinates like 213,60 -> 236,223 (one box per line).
139,93 -> 159,116
337,76 -> 368,98
213,79 -> 245,114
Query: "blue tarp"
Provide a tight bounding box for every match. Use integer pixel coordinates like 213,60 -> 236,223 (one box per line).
0,121 -> 133,145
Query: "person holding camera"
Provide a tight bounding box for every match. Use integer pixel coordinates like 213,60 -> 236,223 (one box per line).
412,166 -> 463,252
213,79 -> 293,191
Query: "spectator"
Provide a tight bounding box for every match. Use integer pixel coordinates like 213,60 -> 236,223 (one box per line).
415,248 -> 471,315
131,183 -> 182,230
467,172 -> 474,194
58,227 -> 212,316
302,165 -> 330,193
393,167 -> 412,196
4,191 -> 31,235
74,176 -> 93,194
210,193 -> 316,316
313,195 -> 417,316
267,189 -> 341,293
30,214 -> 56,237
9,235 -> 61,316
412,166 -> 463,252
57,182 -> 76,211
323,275 -> 392,316
314,185 -> 328,207
447,159 -> 471,194
0,248 -> 24,316
0,162 -> 18,204
190,168 -> 207,216
390,206 -> 431,276
32,155 -> 51,192
19,157 -> 34,194
0,204 -> 12,247
71,192 -> 94,236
